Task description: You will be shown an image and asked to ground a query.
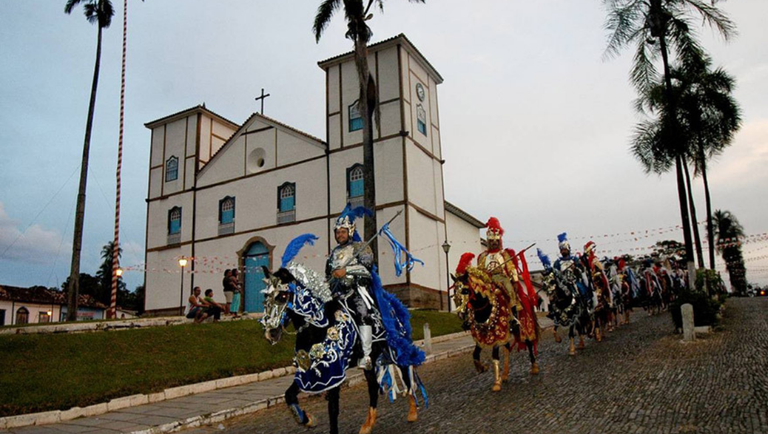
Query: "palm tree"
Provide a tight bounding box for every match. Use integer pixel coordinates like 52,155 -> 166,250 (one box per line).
64,0 -> 114,321
603,0 -> 735,277
677,59 -> 741,270
713,210 -> 747,294
634,56 -> 741,271
313,0 -> 425,247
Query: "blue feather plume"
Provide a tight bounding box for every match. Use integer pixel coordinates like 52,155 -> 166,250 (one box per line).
557,232 -> 568,243
281,234 -> 318,268
537,248 -> 552,270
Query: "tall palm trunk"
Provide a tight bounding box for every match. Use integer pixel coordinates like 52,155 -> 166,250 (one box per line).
659,34 -> 696,280
66,25 -> 103,321
353,31 -> 378,254
700,147 -> 716,270
109,0 -> 128,319
682,159 -> 704,268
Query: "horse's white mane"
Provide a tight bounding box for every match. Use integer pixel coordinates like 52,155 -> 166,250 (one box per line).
286,261 -> 332,303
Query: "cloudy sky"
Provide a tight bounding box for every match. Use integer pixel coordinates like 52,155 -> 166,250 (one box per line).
1,0 -> 766,292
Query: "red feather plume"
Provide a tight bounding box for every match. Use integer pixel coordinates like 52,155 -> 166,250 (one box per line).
456,252 -> 475,276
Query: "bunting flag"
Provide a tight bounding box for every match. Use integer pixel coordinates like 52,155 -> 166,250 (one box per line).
379,222 -> 424,276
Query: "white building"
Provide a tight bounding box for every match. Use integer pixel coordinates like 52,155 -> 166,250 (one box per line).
143,34 -> 484,315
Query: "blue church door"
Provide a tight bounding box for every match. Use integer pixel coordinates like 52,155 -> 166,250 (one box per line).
243,242 -> 269,313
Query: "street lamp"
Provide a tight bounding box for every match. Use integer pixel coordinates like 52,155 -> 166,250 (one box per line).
115,268 -> 123,277
442,240 -> 451,312
178,257 -> 188,315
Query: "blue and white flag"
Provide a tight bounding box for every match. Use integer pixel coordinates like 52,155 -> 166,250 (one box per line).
379,223 -> 424,276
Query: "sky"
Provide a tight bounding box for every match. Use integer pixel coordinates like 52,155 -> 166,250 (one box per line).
0,0 -> 766,292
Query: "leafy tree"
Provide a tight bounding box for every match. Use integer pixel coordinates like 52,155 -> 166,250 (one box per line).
313,0 -> 425,249
603,0 -> 735,275
713,209 -> 747,294
64,0 -> 115,321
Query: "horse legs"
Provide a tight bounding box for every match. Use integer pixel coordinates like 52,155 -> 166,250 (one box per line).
397,366 -> 418,423
285,382 -> 316,428
553,325 -> 562,343
527,340 -> 539,375
472,344 -> 486,373
359,371 -> 378,434
501,343 -> 511,382
595,317 -> 603,342
569,325 -> 576,356
326,386 -> 341,434
491,346 -> 502,392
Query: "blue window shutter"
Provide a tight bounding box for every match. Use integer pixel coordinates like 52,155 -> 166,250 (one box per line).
349,117 -> 363,132
350,179 -> 364,197
221,209 -> 234,224
280,196 -> 295,212
418,120 -> 427,136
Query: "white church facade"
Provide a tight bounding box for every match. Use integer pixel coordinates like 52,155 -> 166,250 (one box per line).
143,34 -> 484,315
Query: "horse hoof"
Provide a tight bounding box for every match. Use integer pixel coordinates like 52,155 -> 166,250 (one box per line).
578,341 -> 585,350
492,383 -> 502,392
569,349 -> 576,356
305,413 -> 317,428
359,407 -> 377,434
474,360 -> 487,373
530,363 -> 540,375
555,335 -> 562,343
407,396 -> 418,423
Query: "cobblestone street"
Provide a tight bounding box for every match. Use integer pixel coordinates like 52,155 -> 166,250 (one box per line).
186,298 -> 768,434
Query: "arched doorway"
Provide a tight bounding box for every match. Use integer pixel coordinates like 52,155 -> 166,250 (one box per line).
243,241 -> 270,312
16,307 -> 29,325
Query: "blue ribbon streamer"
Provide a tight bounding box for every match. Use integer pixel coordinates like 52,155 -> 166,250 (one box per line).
379,223 -> 424,277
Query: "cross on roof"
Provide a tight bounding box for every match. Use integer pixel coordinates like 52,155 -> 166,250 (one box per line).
255,88 -> 271,115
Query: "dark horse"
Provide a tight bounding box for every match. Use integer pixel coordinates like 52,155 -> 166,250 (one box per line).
261,259 -> 425,434
539,249 -> 591,355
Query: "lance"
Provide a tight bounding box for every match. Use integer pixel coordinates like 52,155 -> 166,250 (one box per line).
498,242 -> 537,268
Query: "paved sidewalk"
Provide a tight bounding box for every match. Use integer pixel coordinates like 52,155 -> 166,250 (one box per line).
4,332 -> 483,434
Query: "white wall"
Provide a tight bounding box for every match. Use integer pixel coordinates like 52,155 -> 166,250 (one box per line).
0,301 -> 62,326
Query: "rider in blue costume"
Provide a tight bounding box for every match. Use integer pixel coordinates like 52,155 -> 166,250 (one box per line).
326,206 -> 379,370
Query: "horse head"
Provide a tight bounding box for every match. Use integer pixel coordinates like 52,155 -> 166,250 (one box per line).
260,266 -> 296,345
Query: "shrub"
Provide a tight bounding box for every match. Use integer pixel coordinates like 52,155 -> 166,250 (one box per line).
670,289 -> 722,329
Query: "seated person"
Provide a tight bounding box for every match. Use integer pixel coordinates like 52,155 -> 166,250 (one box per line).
202,289 -> 225,322
186,286 -> 208,323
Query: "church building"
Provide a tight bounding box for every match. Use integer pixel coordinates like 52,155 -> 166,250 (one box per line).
143,34 -> 484,315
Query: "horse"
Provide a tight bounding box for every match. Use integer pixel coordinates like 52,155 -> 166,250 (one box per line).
540,267 -> 592,355
260,260 -> 425,434
452,259 -> 539,392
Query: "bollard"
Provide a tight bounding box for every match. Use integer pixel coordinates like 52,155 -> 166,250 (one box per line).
423,322 -> 433,355
681,303 -> 695,342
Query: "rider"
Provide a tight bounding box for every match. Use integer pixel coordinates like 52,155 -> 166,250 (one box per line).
326,206 -> 377,370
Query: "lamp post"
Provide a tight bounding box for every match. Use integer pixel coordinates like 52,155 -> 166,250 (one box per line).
442,240 -> 451,312
178,257 -> 188,315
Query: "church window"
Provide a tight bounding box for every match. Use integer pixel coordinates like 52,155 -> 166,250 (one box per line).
165,156 -> 179,182
278,183 -> 296,212
219,196 -> 235,224
168,207 -> 182,235
277,183 -> 296,224
347,164 -> 364,198
416,104 -> 427,136
16,307 -> 29,325
218,196 -> 235,235
349,100 -> 363,132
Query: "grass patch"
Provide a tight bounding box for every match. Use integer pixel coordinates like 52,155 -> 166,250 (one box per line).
0,311 -> 461,417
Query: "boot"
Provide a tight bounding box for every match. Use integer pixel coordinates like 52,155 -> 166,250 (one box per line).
530,362 -> 540,375
473,359 -> 487,373
553,328 -> 562,343
569,338 -> 576,356
407,395 -> 418,423
359,325 -> 373,370
359,407 -> 377,434
491,360 -> 502,392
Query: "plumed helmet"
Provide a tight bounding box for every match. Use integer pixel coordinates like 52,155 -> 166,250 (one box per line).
334,204 -> 372,242
485,217 -> 504,242
557,232 -> 571,251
